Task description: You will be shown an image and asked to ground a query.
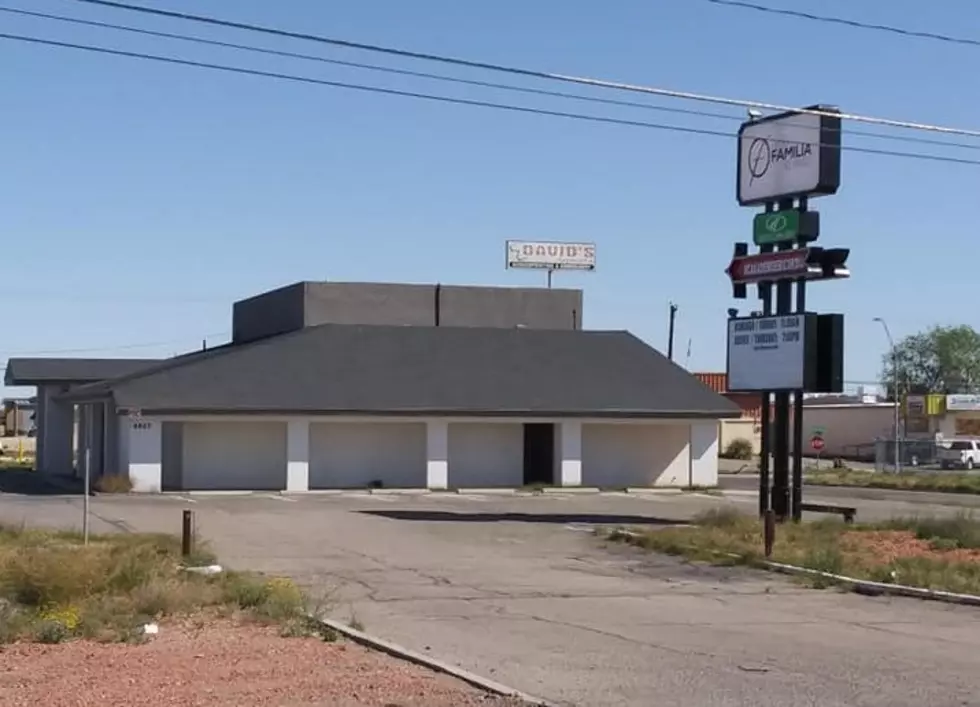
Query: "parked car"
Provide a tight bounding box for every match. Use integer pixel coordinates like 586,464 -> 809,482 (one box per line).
939,439 -> 980,470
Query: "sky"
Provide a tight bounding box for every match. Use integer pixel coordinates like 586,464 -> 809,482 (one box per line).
3,0 -> 979,400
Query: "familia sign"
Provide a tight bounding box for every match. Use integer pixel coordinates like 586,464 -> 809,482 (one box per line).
726,314 -> 816,392
737,106 -> 842,206
506,240 -> 596,271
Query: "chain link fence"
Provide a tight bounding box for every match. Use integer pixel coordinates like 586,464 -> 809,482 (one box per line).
874,438 -> 965,472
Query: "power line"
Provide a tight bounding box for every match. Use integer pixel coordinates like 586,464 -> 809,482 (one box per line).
6,31 -> 980,168
67,0 -> 980,139
703,0 -> 980,48
7,5 -> 980,154
1,331 -> 229,357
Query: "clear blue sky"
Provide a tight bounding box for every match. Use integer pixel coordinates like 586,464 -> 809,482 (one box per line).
3,0 -> 979,399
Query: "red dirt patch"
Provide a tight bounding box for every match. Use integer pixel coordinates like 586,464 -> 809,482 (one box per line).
0,619 -> 524,707
841,530 -> 980,565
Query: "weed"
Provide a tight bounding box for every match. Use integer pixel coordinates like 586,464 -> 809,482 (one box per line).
721,438 -> 754,461
609,509 -> 980,596
0,600 -> 30,644
93,475 -> 133,494
0,526 -> 316,643
33,619 -> 71,644
807,469 -> 980,495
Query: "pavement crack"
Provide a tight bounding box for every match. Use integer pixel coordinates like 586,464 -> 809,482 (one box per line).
503,609 -> 721,659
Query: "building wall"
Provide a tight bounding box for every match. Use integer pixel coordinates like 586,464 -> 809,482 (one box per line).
308,421 -> 427,489
181,421 -> 287,490
231,281 -> 584,344
720,418 -> 760,454
691,373 -> 762,455
581,423 -> 690,487
447,422 -> 524,488
796,404 -> 894,458
118,415 -> 720,491
231,283 -> 306,344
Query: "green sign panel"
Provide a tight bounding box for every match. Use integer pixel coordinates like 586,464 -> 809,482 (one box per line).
753,210 -> 800,245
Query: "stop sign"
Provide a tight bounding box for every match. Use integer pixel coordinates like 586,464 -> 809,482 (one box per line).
810,436 -> 825,452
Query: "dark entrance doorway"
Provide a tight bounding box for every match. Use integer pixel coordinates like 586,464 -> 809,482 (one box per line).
523,423 -> 555,486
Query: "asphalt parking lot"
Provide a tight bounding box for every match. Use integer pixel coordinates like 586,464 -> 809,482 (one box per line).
2,487 -> 980,707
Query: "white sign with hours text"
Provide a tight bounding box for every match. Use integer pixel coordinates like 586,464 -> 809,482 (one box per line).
727,315 -> 807,391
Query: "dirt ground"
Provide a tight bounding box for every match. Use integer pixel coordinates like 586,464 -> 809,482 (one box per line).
0,619 -> 525,707
841,529 -> 980,565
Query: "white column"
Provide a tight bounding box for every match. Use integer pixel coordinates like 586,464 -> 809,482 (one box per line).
559,421 -> 582,487
285,419 -> 310,492
689,421 -> 719,487
426,420 -> 448,489
128,417 -> 162,492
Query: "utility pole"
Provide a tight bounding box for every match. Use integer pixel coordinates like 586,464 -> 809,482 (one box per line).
874,317 -> 901,472
667,302 -> 678,360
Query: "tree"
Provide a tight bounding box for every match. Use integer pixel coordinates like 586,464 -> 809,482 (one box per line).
881,325 -> 980,399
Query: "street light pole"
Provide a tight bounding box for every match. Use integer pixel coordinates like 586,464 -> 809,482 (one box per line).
874,317 -> 901,473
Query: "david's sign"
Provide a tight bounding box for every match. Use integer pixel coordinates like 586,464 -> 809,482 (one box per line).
737,106 -> 842,206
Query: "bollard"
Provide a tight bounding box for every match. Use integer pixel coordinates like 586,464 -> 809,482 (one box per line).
181,509 -> 195,558
763,509 -> 776,558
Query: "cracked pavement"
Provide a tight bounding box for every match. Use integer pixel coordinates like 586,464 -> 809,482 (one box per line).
2,489 -> 979,706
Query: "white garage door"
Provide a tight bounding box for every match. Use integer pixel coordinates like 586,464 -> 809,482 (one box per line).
582,424 -> 689,488
448,423 -> 523,488
309,422 -> 426,489
182,421 -> 287,491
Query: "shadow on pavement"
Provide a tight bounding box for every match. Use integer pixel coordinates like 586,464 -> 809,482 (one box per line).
360,509 -> 680,526
0,470 -> 85,496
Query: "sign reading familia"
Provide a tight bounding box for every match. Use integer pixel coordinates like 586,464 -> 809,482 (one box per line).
727,314 -> 810,391
506,240 -> 596,270
736,107 -> 842,206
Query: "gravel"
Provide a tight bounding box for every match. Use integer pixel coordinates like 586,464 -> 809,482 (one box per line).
0,619 -> 528,706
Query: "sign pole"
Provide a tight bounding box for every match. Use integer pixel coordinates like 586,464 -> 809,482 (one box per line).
758,203 -> 774,518
772,197 -> 795,522
791,197 -> 809,522
547,269 -> 553,289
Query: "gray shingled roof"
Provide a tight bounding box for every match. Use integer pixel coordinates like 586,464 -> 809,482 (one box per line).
4,358 -> 162,386
65,324 -> 740,419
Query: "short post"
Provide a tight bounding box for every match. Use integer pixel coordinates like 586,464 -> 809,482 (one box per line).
763,509 -> 776,558
83,448 -> 91,546
181,510 -> 195,558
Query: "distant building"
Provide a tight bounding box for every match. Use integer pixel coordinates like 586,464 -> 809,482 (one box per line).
1,397 -> 35,437
692,373 -> 762,454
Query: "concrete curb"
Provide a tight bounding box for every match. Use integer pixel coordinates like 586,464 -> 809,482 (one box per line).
313,616 -> 557,706
457,488 -> 517,495
541,487 -> 601,495
368,488 -> 431,496
611,528 -> 980,609
761,561 -> 980,608
625,488 -> 683,495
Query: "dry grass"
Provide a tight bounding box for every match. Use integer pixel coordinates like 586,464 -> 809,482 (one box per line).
609,508 -> 980,595
0,524 -> 327,644
807,469 -> 980,494
93,475 -> 134,494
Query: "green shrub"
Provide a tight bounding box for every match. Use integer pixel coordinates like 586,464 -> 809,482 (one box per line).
721,438 -> 754,461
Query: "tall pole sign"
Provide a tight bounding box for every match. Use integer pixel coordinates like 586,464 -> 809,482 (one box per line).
726,105 -> 847,523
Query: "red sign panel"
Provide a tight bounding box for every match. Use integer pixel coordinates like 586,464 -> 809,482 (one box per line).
727,249 -> 809,284
810,436 -> 825,452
